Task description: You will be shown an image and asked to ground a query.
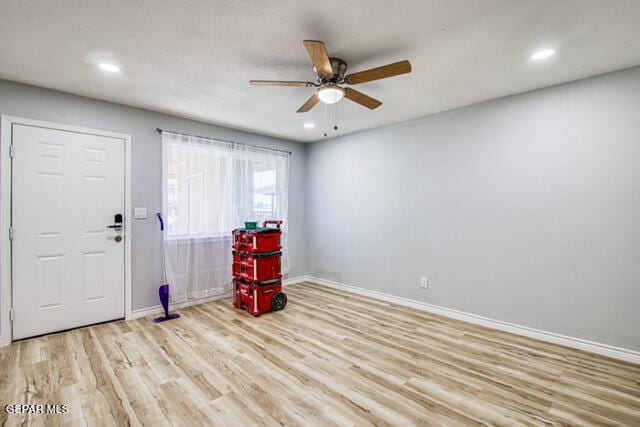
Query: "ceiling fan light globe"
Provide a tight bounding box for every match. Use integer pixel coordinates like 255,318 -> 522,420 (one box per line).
317,86 -> 345,104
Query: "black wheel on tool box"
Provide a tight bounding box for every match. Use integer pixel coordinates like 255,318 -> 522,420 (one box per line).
271,292 -> 287,311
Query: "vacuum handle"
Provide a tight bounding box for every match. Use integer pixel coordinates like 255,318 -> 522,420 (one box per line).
157,213 -> 164,231
263,220 -> 282,229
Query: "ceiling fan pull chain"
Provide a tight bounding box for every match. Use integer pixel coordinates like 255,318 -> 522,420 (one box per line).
323,102 -> 329,137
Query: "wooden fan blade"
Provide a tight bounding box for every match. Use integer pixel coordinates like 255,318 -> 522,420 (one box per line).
250,80 -> 313,87
296,93 -> 320,113
344,88 -> 382,110
303,40 -> 333,77
345,60 -> 412,85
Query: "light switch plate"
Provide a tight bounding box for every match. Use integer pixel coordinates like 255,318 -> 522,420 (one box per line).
134,207 -> 148,219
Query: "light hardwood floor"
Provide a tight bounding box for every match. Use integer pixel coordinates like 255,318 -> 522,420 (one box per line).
1,281 -> 639,426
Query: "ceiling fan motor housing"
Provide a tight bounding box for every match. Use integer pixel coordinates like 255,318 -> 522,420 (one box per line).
315,57 -> 348,84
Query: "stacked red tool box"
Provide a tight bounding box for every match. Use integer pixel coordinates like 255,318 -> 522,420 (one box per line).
232,220 -> 287,316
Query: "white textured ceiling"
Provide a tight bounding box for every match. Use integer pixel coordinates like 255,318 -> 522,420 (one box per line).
1,1 -> 639,142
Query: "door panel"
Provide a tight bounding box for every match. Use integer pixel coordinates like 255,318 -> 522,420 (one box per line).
37,255 -> 64,308
82,251 -> 107,301
12,124 -> 125,340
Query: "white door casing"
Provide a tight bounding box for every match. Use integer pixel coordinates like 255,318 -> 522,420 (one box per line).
0,116 -> 132,344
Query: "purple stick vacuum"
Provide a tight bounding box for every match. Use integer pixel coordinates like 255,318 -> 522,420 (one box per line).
154,213 -> 180,323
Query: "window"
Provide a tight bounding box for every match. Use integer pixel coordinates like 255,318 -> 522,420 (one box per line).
164,141 -> 230,237
253,168 -> 277,220
162,132 -> 288,239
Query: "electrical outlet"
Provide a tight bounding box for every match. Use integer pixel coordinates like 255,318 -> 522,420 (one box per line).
420,277 -> 429,289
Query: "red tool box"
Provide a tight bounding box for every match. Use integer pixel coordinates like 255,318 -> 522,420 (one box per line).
232,250 -> 282,282
232,278 -> 287,317
232,220 -> 282,253
232,220 -> 287,316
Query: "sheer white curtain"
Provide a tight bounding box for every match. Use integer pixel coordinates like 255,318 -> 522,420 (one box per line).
233,143 -> 289,274
162,131 -> 289,302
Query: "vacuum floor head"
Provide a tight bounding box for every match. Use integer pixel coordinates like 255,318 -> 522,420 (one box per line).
153,284 -> 180,323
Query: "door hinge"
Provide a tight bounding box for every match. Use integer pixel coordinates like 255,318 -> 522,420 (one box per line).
9,145 -> 14,158
8,227 -> 14,241
9,308 -> 14,322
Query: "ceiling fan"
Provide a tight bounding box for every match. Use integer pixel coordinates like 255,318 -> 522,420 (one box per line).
250,40 -> 412,113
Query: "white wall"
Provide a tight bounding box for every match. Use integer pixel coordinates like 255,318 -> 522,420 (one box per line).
306,66 -> 640,351
0,79 -> 307,313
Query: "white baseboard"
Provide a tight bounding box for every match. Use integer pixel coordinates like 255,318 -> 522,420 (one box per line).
283,275 -> 307,286
305,276 -> 640,364
129,292 -> 232,320
128,276 -> 307,320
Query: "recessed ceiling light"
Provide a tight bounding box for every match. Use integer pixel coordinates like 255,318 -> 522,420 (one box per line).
98,62 -> 121,72
304,123 -> 315,129
530,49 -> 555,61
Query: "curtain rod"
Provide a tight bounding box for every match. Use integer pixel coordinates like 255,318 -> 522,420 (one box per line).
156,128 -> 292,155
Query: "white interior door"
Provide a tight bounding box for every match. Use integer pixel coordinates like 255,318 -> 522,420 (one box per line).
12,124 -> 125,340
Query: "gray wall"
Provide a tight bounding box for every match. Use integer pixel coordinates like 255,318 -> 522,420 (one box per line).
3,67 -> 639,352
0,79 -> 307,311
306,67 -> 640,351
